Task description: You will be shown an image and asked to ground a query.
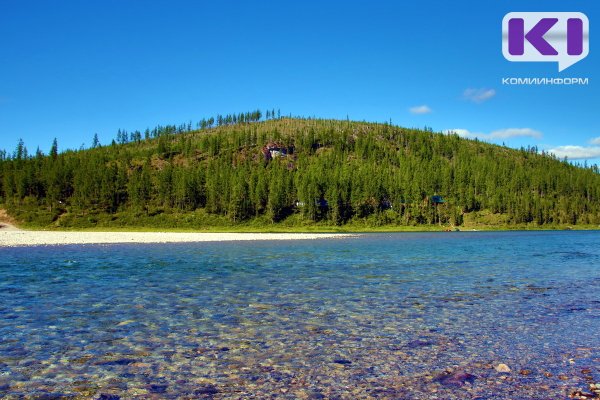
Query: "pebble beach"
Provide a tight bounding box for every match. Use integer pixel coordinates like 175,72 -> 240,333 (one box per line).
0,228 -> 353,247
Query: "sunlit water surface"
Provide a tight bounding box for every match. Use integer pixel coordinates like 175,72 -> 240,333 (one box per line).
1,232 -> 599,399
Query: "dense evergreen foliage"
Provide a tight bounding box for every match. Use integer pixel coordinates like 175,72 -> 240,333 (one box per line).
1,113 -> 600,229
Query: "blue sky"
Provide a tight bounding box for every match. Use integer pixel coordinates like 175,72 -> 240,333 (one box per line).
1,1 -> 598,162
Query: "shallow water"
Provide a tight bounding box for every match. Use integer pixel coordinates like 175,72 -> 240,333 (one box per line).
1,231 -> 599,399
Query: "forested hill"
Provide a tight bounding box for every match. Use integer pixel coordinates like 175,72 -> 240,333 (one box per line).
1,114 -> 600,230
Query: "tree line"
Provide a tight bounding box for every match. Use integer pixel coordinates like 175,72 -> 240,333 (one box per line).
1,114 -> 599,227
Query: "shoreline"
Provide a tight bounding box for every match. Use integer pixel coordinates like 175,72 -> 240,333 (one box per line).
0,230 -> 357,247
1,227 -> 597,247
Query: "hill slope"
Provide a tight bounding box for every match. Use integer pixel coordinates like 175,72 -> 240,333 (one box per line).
1,116 -> 600,230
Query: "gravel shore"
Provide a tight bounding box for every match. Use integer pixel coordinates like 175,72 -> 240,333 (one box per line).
0,229 -> 355,247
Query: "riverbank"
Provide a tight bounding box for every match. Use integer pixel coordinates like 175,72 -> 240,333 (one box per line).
0,229 -> 356,247
2,225 -> 598,247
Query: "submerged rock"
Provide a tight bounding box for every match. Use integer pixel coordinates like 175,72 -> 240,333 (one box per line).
433,370 -> 477,387
519,369 -> 532,376
495,363 -> 511,373
96,358 -> 138,366
194,384 -> 219,395
148,384 -> 168,393
333,359 -> 352,365
33,393 -> 76,399
97,395 -> 120,400
406,339 -> 435,348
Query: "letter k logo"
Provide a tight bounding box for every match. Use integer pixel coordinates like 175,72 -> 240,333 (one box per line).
509,18 -> 558,56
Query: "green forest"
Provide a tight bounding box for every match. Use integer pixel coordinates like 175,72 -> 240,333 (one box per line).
1,111 -> 600,231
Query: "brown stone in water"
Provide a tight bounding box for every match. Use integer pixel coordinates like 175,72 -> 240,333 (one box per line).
519,369 -> 532,376
433,370 -> 477,387
569,389 -> 595,399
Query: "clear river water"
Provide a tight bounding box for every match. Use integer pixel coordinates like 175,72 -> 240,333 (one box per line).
1,231 -> 599,399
